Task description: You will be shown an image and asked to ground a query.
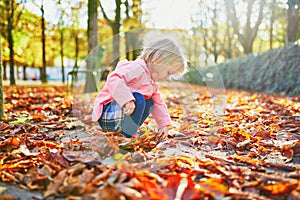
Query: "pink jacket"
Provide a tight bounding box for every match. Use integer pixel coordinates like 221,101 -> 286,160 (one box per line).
92,58 -> 171,128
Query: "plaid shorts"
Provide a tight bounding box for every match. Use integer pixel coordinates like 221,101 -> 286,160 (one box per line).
98,100 -> 124,132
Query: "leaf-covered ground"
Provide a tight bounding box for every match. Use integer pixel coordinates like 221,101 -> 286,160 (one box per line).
0,82 -> 299,200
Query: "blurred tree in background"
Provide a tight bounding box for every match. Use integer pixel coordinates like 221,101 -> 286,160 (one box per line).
287,0 -> 300,42
1,0 -> 27,85
84,0 -> 98,92
225,0 -> 266,54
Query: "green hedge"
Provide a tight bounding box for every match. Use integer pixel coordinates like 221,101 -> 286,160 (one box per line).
184,43 -> 300,96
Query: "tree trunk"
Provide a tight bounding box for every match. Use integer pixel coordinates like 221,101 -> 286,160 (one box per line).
112,0 -> 121,68
16,66 -> 20,79
84,0 -> 98,93
212,1 -> 218,63
125,32 -> 130,60
124,0 -> 142,61
3,61 -> 7,80
6,0 -> 16,85
112,26 -> 120,67
74,33 -> 79,69
126,29 -> 139,61
23,66 -> 27,80
203,20 -> 209,65
60,29 -> 65,83
99,0 -> 121,68
225,20 -> 232,59
286,0 -> 300,43
41,2 -> 47,83
269,0 -> 275,49
242,39 -> 254,54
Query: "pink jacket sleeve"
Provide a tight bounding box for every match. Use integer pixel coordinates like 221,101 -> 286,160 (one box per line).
106,63 -> 145,108
151,84 -> 172,128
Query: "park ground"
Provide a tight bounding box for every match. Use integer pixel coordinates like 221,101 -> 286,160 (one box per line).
0,81 -> 299,200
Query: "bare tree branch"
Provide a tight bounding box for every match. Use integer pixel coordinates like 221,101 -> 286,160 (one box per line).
98,0 -> 113,26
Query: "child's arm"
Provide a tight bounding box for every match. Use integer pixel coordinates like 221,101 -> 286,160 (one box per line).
151,84 -> 172,128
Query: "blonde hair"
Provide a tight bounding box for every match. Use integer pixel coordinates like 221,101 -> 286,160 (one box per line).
140,38 -> 187,75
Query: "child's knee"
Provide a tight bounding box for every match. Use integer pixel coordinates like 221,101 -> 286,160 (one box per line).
132,92 -> 145,107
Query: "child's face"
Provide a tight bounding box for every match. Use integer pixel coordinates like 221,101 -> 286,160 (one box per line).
149,63 -> 180,82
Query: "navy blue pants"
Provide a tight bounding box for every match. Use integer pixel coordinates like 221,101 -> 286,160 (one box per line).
98,92 -> 154,138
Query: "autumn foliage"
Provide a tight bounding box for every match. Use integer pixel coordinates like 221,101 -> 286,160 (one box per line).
0,83 -> 299,199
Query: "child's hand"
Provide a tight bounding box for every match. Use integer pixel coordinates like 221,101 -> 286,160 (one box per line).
156,126 -> 169,141
123,101 -> 135,115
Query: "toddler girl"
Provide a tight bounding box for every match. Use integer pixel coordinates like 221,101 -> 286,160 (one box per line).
92,38 -> 187,139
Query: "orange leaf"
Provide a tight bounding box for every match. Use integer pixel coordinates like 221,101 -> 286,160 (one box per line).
136,176 -> 169,200
10,136 -> 21,147
262,181 -> 298,195
31,113 -> 46,122
281,146 -> 294,162
197,178 -> 229,199
268,124 -> 281,132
